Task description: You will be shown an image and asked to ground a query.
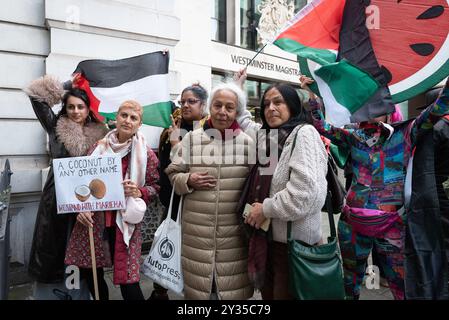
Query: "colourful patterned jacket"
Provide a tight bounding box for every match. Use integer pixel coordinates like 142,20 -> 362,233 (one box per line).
311,85 -> 449,211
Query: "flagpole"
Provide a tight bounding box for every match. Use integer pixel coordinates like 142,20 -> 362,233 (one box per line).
245,43 -> 268,69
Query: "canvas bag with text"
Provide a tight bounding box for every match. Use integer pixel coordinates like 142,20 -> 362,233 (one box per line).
142,190 -> 183,295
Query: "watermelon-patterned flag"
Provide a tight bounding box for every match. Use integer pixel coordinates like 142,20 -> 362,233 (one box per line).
333,0 -> 395,123
72,51 -> 172,130
273,0 -> 384,127
367,0 -> 449,103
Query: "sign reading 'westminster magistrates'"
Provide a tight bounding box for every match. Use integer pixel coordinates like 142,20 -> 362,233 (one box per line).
230,54 -> 300,76
53,155 -> 126,214
211,42 -> 300,83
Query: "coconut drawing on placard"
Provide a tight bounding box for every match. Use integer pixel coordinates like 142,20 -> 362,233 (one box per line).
89,179 -> 106,199
75,185 -> 91,202
74,178 -> 107,202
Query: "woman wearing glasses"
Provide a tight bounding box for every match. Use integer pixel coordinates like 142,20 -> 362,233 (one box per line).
149,83 -> 209,300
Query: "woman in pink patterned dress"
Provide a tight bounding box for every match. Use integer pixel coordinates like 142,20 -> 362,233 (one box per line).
65,100 -> 160,300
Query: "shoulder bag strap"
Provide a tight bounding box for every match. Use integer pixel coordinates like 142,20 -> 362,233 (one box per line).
287,125 -> 337,242
325,190 -> 337,238
175,194 -> 183,225
287,125 -> 302,242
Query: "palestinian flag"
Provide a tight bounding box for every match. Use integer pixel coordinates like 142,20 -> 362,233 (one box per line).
73,51 -> 172,134
273,0 -> 390,126
336,0 -> 395,123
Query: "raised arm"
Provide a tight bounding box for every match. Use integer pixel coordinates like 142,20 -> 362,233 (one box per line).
410,78 -> 449,142
234,68 -> 247,90
24,75 -> 65,134
233,68 -> 263,134
237,108 -> 262,134
29,98 -> 57,134
300,76 -> 354,148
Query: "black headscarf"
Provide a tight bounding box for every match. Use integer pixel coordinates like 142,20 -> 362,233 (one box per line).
243,84 -> 311,209
260,83 -> 311,157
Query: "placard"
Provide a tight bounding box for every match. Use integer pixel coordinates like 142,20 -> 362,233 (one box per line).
53,155 -> 126,214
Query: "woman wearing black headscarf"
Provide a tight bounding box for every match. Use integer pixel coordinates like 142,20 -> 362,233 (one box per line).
243,83 -> 328,299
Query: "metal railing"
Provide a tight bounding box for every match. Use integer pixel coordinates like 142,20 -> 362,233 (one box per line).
0,160 -> 13,300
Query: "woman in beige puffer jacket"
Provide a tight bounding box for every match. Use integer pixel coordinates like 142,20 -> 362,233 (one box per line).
166,82 -> 255,300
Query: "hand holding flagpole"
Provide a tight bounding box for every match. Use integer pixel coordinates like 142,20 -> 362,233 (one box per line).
233,44 -> 268,89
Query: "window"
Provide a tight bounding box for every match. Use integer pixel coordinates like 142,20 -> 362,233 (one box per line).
211,0 -> 227,42
212,73 -> 226,87
245,77 -> 268,123
244,79 -> 259,100
293,0 -> 307,10
240,0 -> 260,51
240,0 -> 308,51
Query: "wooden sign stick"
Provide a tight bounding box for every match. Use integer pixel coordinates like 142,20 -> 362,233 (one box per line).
89,225 -> 100,300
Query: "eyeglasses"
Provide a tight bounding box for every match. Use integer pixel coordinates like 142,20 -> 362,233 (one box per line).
178,98 -> 201,106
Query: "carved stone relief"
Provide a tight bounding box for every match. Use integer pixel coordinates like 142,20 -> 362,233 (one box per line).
256,0 -> 295,45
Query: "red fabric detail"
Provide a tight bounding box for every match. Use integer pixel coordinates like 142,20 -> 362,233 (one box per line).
138,186 -> 149,204
64,212 -> 112,269
276,0 -> 345,50
121,155 -> 129,179
359,122 -> 380,130
380,150 -> 385,173
320,135 -> 331,154
105,211 -> 115,228
207,118 -> 241,139
113,226 -> 142,285
444,115 -> 449,122
142,149 -> 160,202
228,119 -> 241,131
72,73 -> 104,122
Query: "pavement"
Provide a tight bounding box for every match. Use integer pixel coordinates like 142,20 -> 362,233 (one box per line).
7,271 -> 392,301
7,212 -> 393,301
